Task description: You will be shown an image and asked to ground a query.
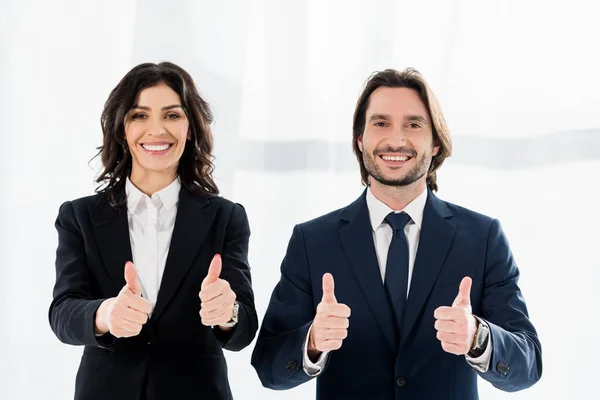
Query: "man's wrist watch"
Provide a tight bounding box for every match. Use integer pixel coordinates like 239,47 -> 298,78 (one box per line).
468,315 -> 489,358
220,301 -> 239,328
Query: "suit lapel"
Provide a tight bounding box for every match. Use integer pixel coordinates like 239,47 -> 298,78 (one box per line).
339,191 -> 397,352
399,189 -> 455,351
151,187 -> 218,322
89,192 -> 133,294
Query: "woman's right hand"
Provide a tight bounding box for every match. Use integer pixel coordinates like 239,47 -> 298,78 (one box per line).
94,261 -> 152,337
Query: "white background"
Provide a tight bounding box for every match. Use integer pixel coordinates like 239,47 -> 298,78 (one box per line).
1,0 -> 599,399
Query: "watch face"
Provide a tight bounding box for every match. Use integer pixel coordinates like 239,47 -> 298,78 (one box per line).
477,325 -> 489,348
232,302 -> 239,323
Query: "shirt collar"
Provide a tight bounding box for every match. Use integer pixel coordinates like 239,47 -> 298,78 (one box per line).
366,187 -> 428,232
125,177 -> 181,214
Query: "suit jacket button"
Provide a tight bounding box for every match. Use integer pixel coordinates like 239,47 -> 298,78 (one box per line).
396,377 -> 406,387
286,360 -> 298,371
496,362 -> 509,374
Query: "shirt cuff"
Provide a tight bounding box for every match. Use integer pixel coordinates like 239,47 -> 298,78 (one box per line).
465,318 -> 493,373
302,323 -> 329,376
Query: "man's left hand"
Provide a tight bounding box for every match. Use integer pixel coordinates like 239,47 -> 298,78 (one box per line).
434,276 -> 478,355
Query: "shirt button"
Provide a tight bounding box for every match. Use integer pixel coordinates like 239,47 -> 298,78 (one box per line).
396,377 -> 406,387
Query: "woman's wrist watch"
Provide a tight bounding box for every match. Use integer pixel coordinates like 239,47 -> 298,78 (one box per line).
220,301 -> 239,328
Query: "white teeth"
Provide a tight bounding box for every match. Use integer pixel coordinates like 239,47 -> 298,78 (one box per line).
382,155 -> 410,161
142,144 -> 171,151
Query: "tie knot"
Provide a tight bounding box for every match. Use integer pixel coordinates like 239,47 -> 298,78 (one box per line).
385,212 -> 411,232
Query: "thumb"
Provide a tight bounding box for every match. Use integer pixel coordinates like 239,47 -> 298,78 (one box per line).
202,254 -> 222,289
321,273 -> 337,304
124,261 -> 142,296
452,276 -> 472,307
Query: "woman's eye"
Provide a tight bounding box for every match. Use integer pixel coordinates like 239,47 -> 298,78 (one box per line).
166,113 -> 180,119
131,113 -> 147,120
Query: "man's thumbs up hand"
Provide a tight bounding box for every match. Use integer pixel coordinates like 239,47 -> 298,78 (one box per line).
307,273 -> 352,361
434,277 -> 478,355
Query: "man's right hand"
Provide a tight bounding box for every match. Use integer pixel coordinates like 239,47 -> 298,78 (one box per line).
94,261 -> 152,338
307,273 -> 351,361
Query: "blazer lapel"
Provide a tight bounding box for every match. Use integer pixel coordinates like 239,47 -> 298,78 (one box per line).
89,192 -> 133,294
151,187 -> 218,322
339,191 -> 397,352
399,189 -> 455,351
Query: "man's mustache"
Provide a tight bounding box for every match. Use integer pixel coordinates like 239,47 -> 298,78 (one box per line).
373,146 -> 417,157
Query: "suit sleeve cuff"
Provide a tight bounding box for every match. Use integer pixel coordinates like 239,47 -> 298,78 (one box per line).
302,323 -> 329,376
90,299 -> 116,349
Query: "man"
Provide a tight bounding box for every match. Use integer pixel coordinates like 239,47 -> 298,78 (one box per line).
251,68 -> 542,399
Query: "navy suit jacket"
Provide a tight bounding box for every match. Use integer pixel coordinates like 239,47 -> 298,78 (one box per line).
49,187 -> 258,400
251,189 -> 542,400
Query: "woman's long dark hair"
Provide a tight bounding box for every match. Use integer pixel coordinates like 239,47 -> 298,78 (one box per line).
95,61 -> 218,207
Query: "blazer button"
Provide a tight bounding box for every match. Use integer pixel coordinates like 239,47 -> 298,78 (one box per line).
496,362 -> 509,374
396,377 -> 406,387
286,360 -> 298,371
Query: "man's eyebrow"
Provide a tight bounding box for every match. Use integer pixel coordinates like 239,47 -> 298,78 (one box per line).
368,113 -> 392,122
406,114 -> 428,124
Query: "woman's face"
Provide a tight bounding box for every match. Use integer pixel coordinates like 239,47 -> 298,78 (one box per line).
124,84 -> 190,179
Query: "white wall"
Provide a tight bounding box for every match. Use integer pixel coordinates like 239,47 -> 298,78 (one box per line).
1,0 -> 599,399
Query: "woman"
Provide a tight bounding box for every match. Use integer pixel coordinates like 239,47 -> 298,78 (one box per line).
49,62 -> 258,400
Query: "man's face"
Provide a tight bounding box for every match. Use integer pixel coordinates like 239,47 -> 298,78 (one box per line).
357,87 -> 439,188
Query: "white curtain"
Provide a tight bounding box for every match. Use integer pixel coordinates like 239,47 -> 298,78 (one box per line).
1,0 -> 599,398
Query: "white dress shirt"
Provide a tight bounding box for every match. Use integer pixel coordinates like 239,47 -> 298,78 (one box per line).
303,188 -> 492,375
125,177 -> 180,312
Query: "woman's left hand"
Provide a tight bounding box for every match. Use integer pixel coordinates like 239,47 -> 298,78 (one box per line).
199,254 -> 237,328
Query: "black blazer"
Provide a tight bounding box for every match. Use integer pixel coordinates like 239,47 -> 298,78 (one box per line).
49,186 -> 258,400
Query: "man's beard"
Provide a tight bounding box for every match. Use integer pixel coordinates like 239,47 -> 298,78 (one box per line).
363,145 -> 433,187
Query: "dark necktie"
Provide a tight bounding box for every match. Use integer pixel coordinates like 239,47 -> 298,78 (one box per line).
384,212 -> 411,342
